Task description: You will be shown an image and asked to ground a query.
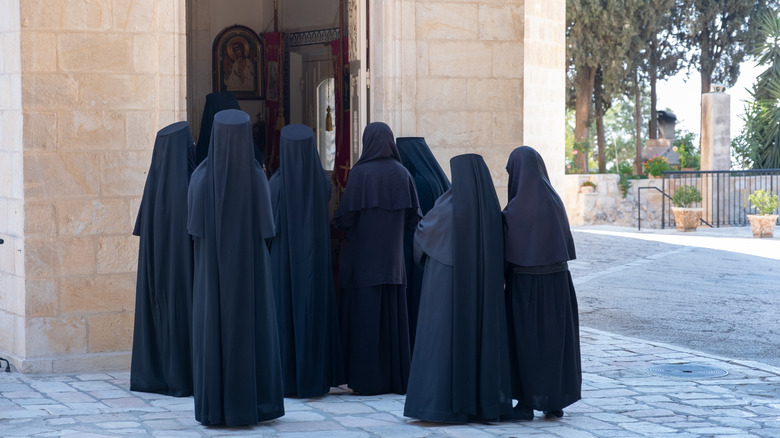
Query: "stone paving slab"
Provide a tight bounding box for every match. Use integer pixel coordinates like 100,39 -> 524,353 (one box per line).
2,327 -> 780,437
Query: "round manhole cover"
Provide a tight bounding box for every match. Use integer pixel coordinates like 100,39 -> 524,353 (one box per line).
646,364 -> 728,378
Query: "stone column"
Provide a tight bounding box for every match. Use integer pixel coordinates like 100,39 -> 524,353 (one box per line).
700,91 -> 731,226
0,0 -> 25,368
700,91 -> 731,171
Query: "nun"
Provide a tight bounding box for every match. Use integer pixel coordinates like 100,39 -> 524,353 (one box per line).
404,153 -> 513,423
502,146 -> 581,420
395,137 -> 451,353
334,122 -> 421,395
131,121 -> 196,397
194,92 -> 240,166
187,109 -> 284,426
268,124 -> 345,398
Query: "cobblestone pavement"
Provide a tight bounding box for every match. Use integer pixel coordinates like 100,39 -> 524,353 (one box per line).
2,227 -> 779,437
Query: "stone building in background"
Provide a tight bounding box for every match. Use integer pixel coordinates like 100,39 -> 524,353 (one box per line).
0,0 -> 565,372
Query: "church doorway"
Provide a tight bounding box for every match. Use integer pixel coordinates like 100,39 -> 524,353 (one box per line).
185,0 -> 368,183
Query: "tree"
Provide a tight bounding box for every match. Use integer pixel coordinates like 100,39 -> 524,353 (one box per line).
567,0 -> 640,172
733,7 -> 780,168
622,0 -> 684,173
680,0 -> 768,94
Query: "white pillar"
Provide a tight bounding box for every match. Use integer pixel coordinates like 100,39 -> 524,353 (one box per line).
700,92 -> 731,171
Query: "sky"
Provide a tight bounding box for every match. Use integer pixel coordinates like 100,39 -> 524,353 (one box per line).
656,59 -> 762,139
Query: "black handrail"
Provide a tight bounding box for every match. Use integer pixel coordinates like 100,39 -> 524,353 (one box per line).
638,186 -> 673,231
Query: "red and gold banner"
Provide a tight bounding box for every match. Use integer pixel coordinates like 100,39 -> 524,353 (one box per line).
263,32 -> 284,176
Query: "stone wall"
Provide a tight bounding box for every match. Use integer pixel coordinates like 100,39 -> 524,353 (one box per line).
0,0 -> 25,365
371,0 -> 565,205
2,0 -> 188,373
563,174 -> 667,229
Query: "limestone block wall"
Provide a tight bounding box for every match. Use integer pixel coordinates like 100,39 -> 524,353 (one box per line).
4,0 -> 188,373
563,175 -> 666,229
371,0 -> 565,205
0,0 -> 25,364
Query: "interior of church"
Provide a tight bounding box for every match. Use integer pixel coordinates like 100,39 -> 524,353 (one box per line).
186,0 -> 347,175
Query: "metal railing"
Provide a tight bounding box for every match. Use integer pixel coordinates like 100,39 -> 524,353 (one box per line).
660,169 -> 780,228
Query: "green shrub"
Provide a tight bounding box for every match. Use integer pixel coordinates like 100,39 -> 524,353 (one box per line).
748,189 -> 779,215
672,185 -> 702,208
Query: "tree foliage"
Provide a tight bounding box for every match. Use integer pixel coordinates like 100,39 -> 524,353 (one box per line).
568,0 -> 687,173
679,0 -> 768,94
733,7 -> 780,169
568,0 -> 643,172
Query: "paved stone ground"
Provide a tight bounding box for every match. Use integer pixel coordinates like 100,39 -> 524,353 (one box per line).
2,227 -> 780,437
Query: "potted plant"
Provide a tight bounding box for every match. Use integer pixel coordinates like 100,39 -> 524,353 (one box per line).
671,185 -> 702,232
747,189 -> 779,238
580,180 -> 597,193
645,156 -> 671,178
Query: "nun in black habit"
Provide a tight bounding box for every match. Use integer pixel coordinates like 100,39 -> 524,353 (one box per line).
187,109 -> 284,426
131,121 -> 196,397
334,122 -> 421,396
396,137 -> 451,353
404,153 -> 513,423
503,146 -> 581,420
268,124 -> 345,398
194,92 -> 240,166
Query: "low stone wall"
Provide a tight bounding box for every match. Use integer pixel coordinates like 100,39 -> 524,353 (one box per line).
563,174 -> 667,229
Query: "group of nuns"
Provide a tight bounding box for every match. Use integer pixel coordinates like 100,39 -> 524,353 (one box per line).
131,101 -> 581,427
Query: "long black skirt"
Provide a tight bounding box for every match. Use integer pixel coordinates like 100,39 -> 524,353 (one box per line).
505,263 -> 582,412
404,258 -> 469,422
340,284 -> 411,395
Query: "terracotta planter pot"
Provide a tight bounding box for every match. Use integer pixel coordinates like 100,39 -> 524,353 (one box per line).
747,214 -> 778,238
671,207 -> 702,232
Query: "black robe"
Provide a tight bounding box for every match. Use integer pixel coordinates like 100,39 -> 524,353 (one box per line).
503,146 -> 581,413
268,124 -> 345,398
396,137 -> 450,352
194,92 -> 240,166
334,122 -> 421,395
404,154 -> 513,423
187,109 -> 284,426
131,121 -> 196,397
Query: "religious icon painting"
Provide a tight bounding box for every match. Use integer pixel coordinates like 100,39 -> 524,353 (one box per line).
212,25 -> 264,100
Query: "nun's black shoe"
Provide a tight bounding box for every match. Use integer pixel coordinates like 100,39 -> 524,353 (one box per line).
544,409 -> 564,418
513,405 -> 534,421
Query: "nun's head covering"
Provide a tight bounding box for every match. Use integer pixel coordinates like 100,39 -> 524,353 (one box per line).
270,123 -> 330,233
449,153 -> 512,419
396,137 -> 450,215
134,121 -> 195,235
188,109 -> 275,241
503,146 -> 575,266
355,122 -> 402,164
335,122 -> 420,215
195,92 -> 240,166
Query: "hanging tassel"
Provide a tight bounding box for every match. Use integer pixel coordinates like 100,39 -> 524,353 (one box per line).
275,110 -> 285,130
325,105 -> 333,131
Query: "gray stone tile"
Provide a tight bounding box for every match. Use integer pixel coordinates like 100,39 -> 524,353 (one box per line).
76,374 -> 115,381
70,381 -> 120,391
30,381 -> 77,393
0,408 -> 50,419
1,426 -> 54,436
308,401 -> 376,415
688,426 -> 747,434
273,420 -> 345,432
